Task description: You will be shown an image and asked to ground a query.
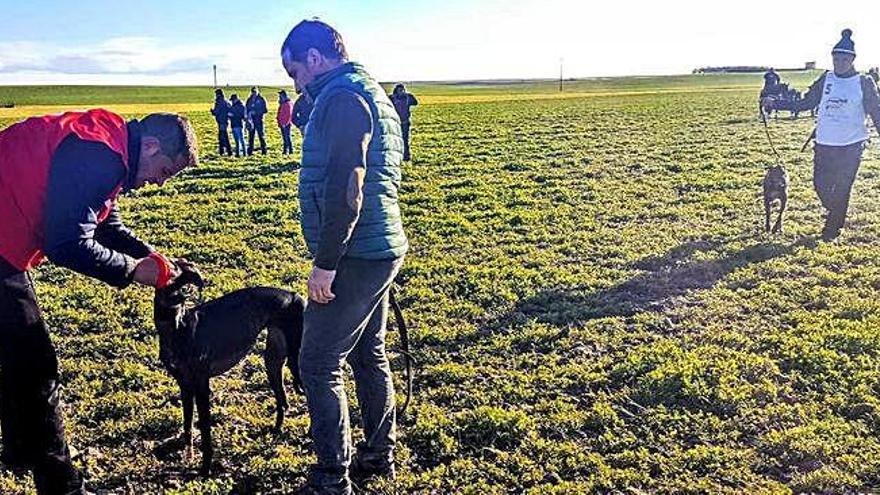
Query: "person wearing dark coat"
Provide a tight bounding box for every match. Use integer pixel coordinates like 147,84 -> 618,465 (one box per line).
292,93 -> 314,136
245,86 -> 268,155
389,83 -> 418,161
762,68 -> 781,95
229,94 -> 247,157
763,29 -> 880,240
0,110 -> 198,494
210,89 -> 232,156
281,19 -> 408,494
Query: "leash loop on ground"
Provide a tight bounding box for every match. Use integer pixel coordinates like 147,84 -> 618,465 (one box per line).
388,285 -> 414,417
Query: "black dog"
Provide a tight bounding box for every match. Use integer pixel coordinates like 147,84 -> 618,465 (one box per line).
153,266 -> 305,476
763,164 -> 788,233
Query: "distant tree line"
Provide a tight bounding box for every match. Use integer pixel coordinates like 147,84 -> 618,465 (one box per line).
693,62 -> 816,74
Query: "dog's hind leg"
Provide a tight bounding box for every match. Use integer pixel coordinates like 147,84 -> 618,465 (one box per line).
195,378 -> 213,477
265,327 -> 288,432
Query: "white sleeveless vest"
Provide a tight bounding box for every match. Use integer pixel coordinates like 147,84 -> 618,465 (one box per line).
817,72 -> 869,146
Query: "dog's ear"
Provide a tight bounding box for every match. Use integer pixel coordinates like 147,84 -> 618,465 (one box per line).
161,265 -> 205,293
175,265 -> 206,290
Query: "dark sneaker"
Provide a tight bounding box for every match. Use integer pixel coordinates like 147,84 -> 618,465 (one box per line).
350,456 -> 396,482
295,482 -> 352,495
821,226 -> 841,241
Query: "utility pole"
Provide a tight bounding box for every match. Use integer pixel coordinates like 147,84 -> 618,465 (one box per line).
213,65 -> 218,88
559,58 -> 563,92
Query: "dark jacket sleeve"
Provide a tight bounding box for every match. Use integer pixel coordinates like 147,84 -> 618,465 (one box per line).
789,73 -> 825,112
862,75 -> 880,135
94,205 -> 155,259
409,94 -> 419,106
43,136 -> 139,288
313,91 -> 373,270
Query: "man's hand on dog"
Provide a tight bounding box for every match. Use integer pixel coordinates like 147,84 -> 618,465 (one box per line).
308,266 -> 336,304
133,255 -> 188,287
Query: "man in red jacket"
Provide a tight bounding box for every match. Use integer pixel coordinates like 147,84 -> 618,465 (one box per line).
0,109 -> 197,494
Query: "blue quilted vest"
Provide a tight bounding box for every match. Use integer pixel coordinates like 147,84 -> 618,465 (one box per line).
300,62 -> 408,260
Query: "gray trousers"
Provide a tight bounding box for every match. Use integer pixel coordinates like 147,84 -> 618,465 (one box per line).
299,255 -> 403,489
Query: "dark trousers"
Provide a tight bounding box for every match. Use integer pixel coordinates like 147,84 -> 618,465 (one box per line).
0,258 -> 83,494
401,121 -> 411,161
299,256 -> 404,492
280,125 -> 293,155
217,125 -> 232,156
248,118 -> 266,155
814,142 -> 865,231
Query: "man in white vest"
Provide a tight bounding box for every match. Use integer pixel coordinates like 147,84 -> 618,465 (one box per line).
764,29 -> 880,240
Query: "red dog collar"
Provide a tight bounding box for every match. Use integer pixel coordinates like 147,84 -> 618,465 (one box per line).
148,252 -> 174,289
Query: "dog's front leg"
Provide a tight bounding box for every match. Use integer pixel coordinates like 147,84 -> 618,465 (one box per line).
195,378 -> 213,477
764,198 -> 772,233
773,194 -> 787,234
182,386 -> 195,463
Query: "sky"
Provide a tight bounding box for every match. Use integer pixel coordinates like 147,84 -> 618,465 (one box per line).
0,0 -> 878,85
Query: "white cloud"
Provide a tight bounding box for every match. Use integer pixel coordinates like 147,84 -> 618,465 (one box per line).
0,37 -> 292,85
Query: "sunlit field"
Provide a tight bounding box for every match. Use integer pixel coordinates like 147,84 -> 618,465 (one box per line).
4,70 -> 880,494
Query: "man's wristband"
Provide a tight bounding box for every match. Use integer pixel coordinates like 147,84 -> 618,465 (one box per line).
148,252 -> 174,289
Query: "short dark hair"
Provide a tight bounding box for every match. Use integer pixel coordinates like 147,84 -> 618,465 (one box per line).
141,113 -> 198,169
281,19 -> 348,63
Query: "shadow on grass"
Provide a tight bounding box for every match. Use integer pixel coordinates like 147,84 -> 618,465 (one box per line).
509,237 -> 801,327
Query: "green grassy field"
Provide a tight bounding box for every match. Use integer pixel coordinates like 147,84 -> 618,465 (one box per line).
2,71 -> 880,494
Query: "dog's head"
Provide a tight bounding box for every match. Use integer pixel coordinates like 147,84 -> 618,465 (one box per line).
763,164 -> 788,190
155,264 -> 205,308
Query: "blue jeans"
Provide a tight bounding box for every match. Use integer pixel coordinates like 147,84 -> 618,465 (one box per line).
231,127 -> 245,156
280,125 -> 293,155
299,256 -> 404,491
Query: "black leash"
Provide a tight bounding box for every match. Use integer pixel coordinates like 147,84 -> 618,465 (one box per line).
760,104 -> 783,164
388,285 -> 415,417
801,128 -> 816,153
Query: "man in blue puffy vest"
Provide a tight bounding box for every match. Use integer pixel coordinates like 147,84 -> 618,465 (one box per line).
280,19 -> 408,494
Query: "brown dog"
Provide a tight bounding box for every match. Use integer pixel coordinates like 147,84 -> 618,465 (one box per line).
763,164 -> 788,233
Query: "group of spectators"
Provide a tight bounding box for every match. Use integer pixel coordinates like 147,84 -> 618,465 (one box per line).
211,83 -> 419,160
211,86 -> 310,158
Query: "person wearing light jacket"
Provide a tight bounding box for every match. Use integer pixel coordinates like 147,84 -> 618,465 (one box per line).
764,29 -> 880,240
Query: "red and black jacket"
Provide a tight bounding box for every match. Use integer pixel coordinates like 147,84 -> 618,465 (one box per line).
0,109 -> 153,286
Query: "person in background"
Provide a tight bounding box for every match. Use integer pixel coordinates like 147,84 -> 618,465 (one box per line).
229,94 -> 247,158
389,83 -> 418,161
210,89 -> 232,156
246,86 -> 268,155
0,110 -> 198,494
292,93 -> 313,136
277,90 -> 294,155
